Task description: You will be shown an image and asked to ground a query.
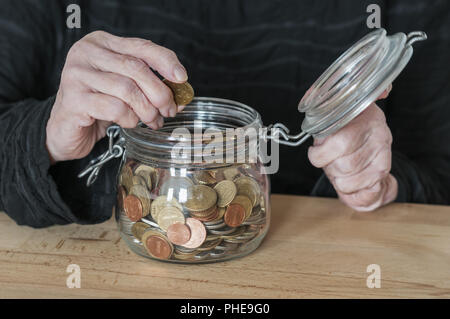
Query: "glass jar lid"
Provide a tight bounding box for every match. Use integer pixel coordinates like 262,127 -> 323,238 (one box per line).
297,28 -> 427,138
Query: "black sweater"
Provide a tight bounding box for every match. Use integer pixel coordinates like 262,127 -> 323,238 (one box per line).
0,0 -> 449,228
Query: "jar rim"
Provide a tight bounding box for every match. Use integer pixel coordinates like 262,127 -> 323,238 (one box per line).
120,97 -> 264,166
122,97 -> 262,144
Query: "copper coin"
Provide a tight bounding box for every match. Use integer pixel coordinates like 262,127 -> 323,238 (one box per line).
190,204 -> 217,218
192,207 -> 219,222
117,186 -> 127,212
182,218 -> 207,249
224,203 -> 246,227
144,235 -> 173,260
167,223 -> 191,245
123,195 -> 143,222
163,79 -> 194,106
131,222 -> 149,241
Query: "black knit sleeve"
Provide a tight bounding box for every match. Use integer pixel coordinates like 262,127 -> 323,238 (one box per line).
0,1 -> 116,227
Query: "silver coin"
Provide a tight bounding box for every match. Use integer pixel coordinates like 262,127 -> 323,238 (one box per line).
210,250 -> 227,258
203,218 -> 225,226
204,221 -> 227,230
174,246 -> 197,253
208,227 -> 237,235
215,242 -> 239,251
194,251 -> 211,260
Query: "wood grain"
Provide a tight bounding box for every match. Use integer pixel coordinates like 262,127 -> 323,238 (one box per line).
1,195 -> 450,298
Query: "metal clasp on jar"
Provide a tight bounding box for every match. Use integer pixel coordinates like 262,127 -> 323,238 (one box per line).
262,123 -> 311,147
78,125 -> 125,186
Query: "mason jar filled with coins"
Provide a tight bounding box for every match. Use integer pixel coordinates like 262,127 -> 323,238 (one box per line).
112,85 -> 271,263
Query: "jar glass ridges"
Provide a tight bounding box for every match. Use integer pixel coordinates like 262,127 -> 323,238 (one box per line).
115,98 -> 270,263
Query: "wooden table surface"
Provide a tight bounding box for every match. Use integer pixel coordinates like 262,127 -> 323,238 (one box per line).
1,194 -> 450,299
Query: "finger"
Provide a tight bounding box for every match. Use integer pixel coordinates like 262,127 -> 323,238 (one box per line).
376,83 -> 392,100
331,147 -> 391,194
308,124 -> 371,168
81,93 -> 139,128
98,32 -> 188,83
381,174 -> 398,205
325,141 -> 380,177
338,174 -> 397,212
337,181 -> 385,212
146,115 -> 164,130
74,67 -> 161,124
308,103 -> 387,168
324,124 -> 392,177
84,45 -> 177,117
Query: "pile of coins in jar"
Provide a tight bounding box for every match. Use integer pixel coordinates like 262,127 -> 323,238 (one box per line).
116,161 -> 267,262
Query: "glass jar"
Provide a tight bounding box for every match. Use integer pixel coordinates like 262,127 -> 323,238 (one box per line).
115,98 -> 270,263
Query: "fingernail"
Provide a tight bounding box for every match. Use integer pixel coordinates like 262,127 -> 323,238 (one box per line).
173,65 -> 188,82
177,105 -> 186,112
169,106 -> 177,117
157,117 -> 164,128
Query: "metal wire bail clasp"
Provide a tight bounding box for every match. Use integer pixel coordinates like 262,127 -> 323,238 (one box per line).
263,123 -> 311,147
78,125 -> 125,186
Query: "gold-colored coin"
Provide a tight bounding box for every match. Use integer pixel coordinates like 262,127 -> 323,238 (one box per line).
234,176 -> 259,207
216,207 -> 226,220
134,164 -> 159,190
136,170 -> 152,191
193,171 -> 216,185
130,184 -> 151,217
214,180 -> 237,207
163,79 -> 194,106
222,167 -> 240,181
173,251 -> 198,260
230,195 -> 253,220
205,234 -> 222,241
131,222 -> 150,241
208,170 -> 221,180
151,195 -> 183,222
132,174 -> 147,187
119,163 -> 134,193
189,204 -> 217,218
190,205 -> 218,222
185,185 -> 217,212
196,238 -> 223,252
117,185 -> 127,212
157,206 -> 185,231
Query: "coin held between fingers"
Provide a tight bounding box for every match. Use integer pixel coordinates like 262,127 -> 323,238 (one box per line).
163,79 -> 194,106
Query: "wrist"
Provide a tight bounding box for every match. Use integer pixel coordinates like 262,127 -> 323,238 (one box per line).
45,119 -> 61,165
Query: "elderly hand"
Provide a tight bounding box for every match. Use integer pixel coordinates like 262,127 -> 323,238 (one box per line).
307,85 -> 398,211
46,31 -> 187,163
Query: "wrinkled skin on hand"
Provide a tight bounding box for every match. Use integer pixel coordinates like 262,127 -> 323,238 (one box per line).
307,85 -> 398,211
46,31 -> 188,164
